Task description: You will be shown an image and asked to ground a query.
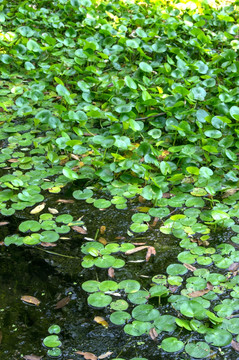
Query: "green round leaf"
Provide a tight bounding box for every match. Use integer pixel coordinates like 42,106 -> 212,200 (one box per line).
93,199 -> 111,209
43,335 -> 61,348
185,342 -> 210,358
161,337 -> 184,353
139,62 -> 152,73
87,292 -> 112,308
205,329 -> 232,346
110,311 -> 131,325
48,325 -> 61,334
132,304 -> 160,321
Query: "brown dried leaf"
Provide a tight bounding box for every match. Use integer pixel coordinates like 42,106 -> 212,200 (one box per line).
75,351 -> 97,360
115,236 -> 126,240
207,282 -> 214,291
23,355 -> 43,360
94,316 -> 109,328
72,226 -> 87,234
168,285 -> 178,293
108,267 -> 115,278
138,195 -> 146,203
149,327 -> 158,340
55,296 -> 70,309
183,263 -> 197,272
56,199 -> 74,203
30,203 -> 46,215
222,189 -> 239,198
98,237 -> 107,245
231,339 -> 239,351
98,351 -> 113,359
0,242 -> 4,246
125,245 -> 149,255
7,158 -> 19,163
40,242 -> 57,247
48,207 -> 59,215
162,192 -> 172,198
100,226 -> 106,235
0,221 -> 9,226
145,246 -> 156,262
132,242 -> 146,246
21,296 -> 40,306
151,217 -> 159,227
188,289 -> 209,298
229,262 -> 239,272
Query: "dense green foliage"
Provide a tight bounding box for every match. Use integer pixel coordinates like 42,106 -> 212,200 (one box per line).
1,0 -> 239,357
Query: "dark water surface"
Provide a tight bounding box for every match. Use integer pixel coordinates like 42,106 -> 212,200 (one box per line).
0,199 -> 238,360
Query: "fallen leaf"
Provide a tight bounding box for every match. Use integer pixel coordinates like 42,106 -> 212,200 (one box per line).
138,195 -> 146,203
149,327 -> 158,340
56,199 -> 74,203
145,246 -> 156,262
55,296 -> 70,309
71,154 -> 80,160
21,296 -> 40,306
207,282 -> 214,291
168,285 -> 178,293
222,189 -> 239,198
162,192 -> 172,198
151,217 -> 159,227
98,237 -> 107,245
40,242 -> 57,247
23,355 -> 43,360
229,262 -> 239,272
0,222 -> 9,226
48,207 -> 59,214
128,260 -> 145,263
75,351 -> 97,360
72,226 -> 87,234
98,351 -> 113,359
100,226 -> 106,234
115,236 -> 126,240
231,339 -> 239,351
94,316 -> 109,328
30,203 -> 46,214
108,267 -> 114,278
188,289 -> 209,298
0,242 -> 5,246
7,158 -> 19,163
132,242 -> 146,246
125,245 -> 149,255
183,263 -> 197,272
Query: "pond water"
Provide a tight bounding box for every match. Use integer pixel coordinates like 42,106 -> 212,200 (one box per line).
0,196 -> 238,360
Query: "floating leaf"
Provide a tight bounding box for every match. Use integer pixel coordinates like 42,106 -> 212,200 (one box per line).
75,351 -> 97,360
30,203 -> 45,214
161,337 -> 184,353
185,342 -> 210,359
94,316 -> 109,328
43,335 -> 61,348
55,296 -> 70,309
21,296 -> 40,306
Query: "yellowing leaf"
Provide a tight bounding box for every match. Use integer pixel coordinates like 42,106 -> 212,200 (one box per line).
30,203 -> 45,214
21,295 -> 40,306
94,316 -> 109,328
48,207 -> 59,214
48,186 -> 63,193
100,225 -> 106,234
